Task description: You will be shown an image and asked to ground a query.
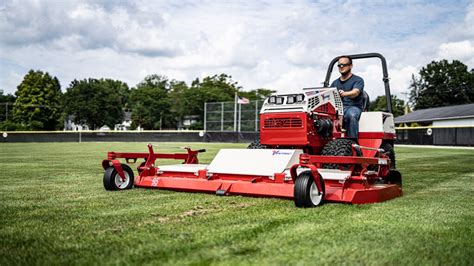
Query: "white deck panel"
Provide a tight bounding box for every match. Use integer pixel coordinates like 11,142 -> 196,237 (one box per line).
158,164 -> 208,173
207,149 -> 303,177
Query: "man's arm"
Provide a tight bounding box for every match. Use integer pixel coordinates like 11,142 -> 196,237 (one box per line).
339,77 -> 364,99
339,88 -> 360,98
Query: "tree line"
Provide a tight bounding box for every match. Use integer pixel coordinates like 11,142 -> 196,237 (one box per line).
0,59 -> 473,131
0,72 -> 274,131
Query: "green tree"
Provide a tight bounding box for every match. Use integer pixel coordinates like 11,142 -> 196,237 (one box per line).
184,74 -> 242,122
64,78 -> 129,129
130,75 -> 171,130
0,91 -> 16,122
168,80 -> 190,128
409,60 -> 474,110
369,95 -> 405,117
12,70 -> 63,130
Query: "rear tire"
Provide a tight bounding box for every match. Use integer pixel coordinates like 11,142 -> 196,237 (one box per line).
294,171 -> 325,208
387,169 -> 402,187
103,164 -> 134,191
321,139 -> 358,169
380,142 -> 396,169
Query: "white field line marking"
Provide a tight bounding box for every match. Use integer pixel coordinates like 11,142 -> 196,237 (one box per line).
397,144 -> 474,150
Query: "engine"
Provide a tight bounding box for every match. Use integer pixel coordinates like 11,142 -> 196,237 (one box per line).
259,87 -> 344,152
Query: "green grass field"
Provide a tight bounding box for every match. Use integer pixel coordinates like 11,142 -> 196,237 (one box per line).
1,142 -> 473,265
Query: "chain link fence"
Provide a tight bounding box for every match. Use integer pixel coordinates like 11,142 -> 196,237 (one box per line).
204,100 -> 262,132
0,103 -> 13,122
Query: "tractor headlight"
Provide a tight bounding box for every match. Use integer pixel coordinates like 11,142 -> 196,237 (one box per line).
276,97 -> 284,105
296,94 -> 304,102
287,96 -> 295,104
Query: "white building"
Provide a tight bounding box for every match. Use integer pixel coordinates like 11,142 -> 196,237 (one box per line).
394,103 -> 474,127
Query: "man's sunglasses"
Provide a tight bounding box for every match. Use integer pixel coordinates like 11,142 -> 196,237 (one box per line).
337,63 -> 351,68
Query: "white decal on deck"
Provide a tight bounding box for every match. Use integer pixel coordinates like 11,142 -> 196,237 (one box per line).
151,177 -> 160,187
272,150 -> 292,156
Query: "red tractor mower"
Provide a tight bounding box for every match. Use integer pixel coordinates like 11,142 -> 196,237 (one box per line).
102,53 -> 402,207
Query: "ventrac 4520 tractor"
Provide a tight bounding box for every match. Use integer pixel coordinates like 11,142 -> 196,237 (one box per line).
102,53 -> 402,208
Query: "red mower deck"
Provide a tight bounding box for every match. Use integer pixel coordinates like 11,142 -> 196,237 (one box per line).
102,143 -> 402,207
101,53 -> 403,208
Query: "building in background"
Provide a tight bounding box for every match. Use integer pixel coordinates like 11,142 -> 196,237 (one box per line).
114,110 -> 132,131
394,103 -> 474,146
394,103 -> 474,127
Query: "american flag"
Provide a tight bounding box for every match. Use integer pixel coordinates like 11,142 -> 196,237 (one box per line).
237,95 -> 250,104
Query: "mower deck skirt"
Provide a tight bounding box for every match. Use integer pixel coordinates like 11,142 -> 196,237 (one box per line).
135,175 -> 402,204
136,176 -> 295,198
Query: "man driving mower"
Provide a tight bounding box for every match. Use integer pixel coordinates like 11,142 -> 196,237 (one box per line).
330,55 -> 365,141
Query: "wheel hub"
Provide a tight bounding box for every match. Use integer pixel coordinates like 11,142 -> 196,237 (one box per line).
309,182 -> 323,205
114,172 -> 130,189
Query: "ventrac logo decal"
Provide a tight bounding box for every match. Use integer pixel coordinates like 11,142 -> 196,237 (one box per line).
272,150 -> 292,156
151,177 -> 160,187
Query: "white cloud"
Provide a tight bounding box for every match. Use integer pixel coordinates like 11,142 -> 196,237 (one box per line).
264,67 -> 321,94
437,41 -> 474,63
1,0 -> 473,100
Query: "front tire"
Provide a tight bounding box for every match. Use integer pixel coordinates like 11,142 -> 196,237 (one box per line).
321,139 -> 358,169
294,171 -> 325,208
103,164 -> 134,191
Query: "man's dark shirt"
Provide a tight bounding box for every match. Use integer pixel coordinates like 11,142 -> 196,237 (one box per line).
330,74 -> 365,109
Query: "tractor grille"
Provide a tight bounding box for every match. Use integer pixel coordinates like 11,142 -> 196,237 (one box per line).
308,96 -> 320,109
264,117 -> 303,128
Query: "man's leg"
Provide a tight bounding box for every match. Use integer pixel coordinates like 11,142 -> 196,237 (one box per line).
343,106 -> 362,139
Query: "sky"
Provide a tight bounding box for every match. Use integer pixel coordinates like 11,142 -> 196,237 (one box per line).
1,0 -> 474,102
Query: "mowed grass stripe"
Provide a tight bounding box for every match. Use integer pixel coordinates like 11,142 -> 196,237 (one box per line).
0,143 -> 473,265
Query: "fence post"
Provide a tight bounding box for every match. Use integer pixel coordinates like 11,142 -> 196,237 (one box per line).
233,94 -> 237,131
238,103 -> 241,132
455,127 -> 458,146
221,102 -> 224,131
204,102 -> 207,132
255,100 -> 258,132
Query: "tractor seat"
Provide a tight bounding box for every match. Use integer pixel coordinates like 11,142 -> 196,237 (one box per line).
361,90 -> 370,111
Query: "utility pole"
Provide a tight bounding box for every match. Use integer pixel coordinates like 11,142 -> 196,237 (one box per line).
401,91 -> 410,114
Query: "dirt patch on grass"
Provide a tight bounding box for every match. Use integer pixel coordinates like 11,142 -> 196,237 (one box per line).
181,205 -> 216,217
155,202 -> 255,223
229,201 -> 254,208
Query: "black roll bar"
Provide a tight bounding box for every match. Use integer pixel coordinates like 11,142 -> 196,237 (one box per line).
323,53 -> 392,114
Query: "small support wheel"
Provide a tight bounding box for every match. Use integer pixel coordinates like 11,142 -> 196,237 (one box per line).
103,164 -> 134,191
294,171 -> 325,208
386,169 -> 402,188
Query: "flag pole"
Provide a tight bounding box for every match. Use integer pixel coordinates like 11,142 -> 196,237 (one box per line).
238,102 -> 241,132
234,92 -> 237,131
